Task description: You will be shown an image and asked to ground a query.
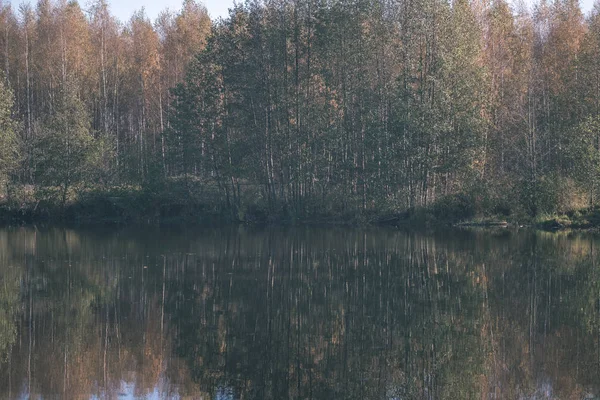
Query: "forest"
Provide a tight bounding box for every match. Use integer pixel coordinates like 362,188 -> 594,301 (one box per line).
0,0 -> 599,224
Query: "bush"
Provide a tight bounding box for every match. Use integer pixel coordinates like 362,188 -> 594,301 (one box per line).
522,174 -> 588,216
431,194 -> 476,222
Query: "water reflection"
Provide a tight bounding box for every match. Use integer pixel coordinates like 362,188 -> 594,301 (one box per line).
0,227 -> 599,399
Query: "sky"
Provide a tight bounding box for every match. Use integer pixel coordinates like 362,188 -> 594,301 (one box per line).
105,0 -> 235,22
6,0 -> 236,22
5,0 -> 598,23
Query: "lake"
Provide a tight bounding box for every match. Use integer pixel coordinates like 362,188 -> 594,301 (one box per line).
0,226 -> 598,399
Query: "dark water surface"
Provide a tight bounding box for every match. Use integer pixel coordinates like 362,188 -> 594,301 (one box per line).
0,226 -> 599,399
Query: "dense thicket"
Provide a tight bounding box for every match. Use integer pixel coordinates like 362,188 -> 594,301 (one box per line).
1,0 -> 600,222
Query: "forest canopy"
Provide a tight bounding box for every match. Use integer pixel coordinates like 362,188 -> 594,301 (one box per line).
0,0 -> 599,223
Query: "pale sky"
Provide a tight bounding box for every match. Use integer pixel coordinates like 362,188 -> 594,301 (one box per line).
103,0 -> 236,22
6,0 -> 236,22
5,0 -> 598,23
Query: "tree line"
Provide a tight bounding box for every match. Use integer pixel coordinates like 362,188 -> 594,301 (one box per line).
0,0 -> 211,208
1,0 -> 600,221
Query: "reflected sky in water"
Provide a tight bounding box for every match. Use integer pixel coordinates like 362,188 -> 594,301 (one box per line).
0,226 -> 599,399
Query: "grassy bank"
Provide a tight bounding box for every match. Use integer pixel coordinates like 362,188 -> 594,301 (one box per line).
0,185 -> 460,227
0,185 -> 226,226
0,184 -> 382,226
0,184 -> 597,231
532,208 -> 600,231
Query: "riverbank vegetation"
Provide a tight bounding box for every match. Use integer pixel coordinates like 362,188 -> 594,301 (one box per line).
0,0 -> 600,226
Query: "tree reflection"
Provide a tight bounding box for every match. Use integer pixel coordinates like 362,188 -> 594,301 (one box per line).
0,260 -> 20,361
0,227 -> 598,399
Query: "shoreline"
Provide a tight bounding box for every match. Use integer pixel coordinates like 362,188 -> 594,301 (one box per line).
0,201 -> 596,233
1,186 -> 598,232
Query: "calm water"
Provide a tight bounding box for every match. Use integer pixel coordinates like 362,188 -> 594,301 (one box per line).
0,226 -> 599,399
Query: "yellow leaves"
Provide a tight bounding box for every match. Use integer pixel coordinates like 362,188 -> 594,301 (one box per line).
159,1 -> 211,85
540,0 -> 587,95
175,0 -> 211,56
62,2 -> 92,80
130,15 -> 161,83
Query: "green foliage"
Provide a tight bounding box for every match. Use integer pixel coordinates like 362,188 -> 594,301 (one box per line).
86,133 -> 117,189
432,193 -> 476,222
521,173 -> 588,217
567,116 -> 600,196
0,78 -> 20,188
33,83 -> 95,207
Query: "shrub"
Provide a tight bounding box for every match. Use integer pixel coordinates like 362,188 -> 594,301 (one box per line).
431,194 -> 476,222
